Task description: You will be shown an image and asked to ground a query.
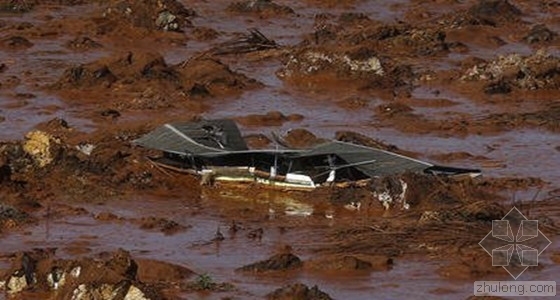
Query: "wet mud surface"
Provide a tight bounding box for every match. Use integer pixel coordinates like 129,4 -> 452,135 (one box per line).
1,0 -> 560,299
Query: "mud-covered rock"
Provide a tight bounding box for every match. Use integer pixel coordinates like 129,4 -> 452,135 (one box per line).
267,283 -> 333,300
279,49 -> 384,78
0,248 -> 165,299
6,272 -> 29,294
22,131 -> 61,168
524,24 -> 558,44
238,253 -> 302,272
100,0 -> 195,33
461,49 -> 560,90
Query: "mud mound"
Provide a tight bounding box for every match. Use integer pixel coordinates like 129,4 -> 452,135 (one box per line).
461,49 -> 560,91
243,133 -> 272,148
0,36 -> 33,50
305,13 -> 450,57
479,102 -> 560,132
267,283 -> 333,300
466,0 -> 522,26
0,248 -> 172,299
65,36 -> 103,51
0,1 -> 87,13
238,253 -> 302,272
135,259 -> 194,284
436,0 -> 522,28
334,131 -> 414,156
135,217 -> 189,235
99,0 -> 195,33
524,24 -> 558,44
306,255 -> 393,272
227,0 -> 295,17
235,111 -> 303,127
280,128 -> 326,149
55,52 -> 172,89
178,56 -> 262,97
53,52 -> 261,110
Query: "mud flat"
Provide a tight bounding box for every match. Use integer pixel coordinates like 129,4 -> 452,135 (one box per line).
1,0 -> 560,299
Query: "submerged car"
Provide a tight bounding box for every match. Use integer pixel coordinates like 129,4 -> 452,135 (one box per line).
134,119 -> 481,190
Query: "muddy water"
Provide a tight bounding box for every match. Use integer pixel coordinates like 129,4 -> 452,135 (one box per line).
1,0 -> 560,299
0,194 -> 478,299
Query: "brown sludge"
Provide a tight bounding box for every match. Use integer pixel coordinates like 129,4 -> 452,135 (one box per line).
1,0 -> 560,299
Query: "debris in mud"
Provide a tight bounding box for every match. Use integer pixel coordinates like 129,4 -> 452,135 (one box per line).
210,28 -> 278,55
279,49 -> 384,78
0,36 -> 33,49
461,49 -> 560,90
100,0 -> 195,33
182,273 -> 234,292
267,283 -> 333,300
370,175 -> 409,210
238,253 -> 302,272
65,36 -> 103,51
227,0 -> 294,16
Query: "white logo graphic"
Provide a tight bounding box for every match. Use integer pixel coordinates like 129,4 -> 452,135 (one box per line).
479,207 -> 552,279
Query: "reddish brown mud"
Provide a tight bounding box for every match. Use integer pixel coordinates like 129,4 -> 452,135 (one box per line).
1,0 -> 560,299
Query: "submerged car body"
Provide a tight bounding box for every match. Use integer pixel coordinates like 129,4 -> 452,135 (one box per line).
134,119 -> 481,190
